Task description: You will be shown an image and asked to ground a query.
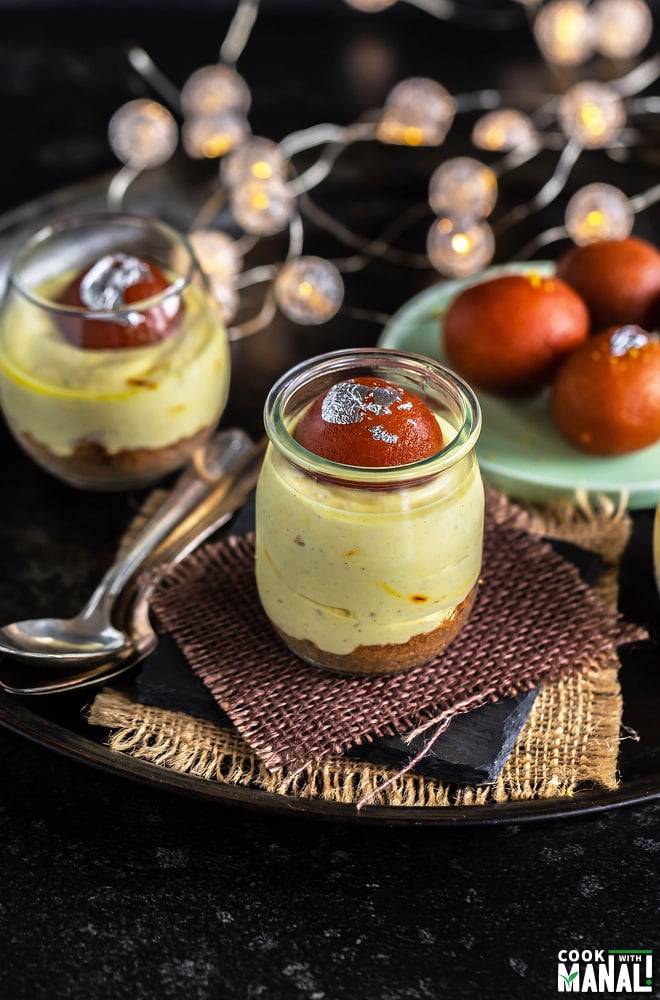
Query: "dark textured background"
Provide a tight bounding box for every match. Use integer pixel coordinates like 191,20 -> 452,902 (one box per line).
0,4 -> 659,998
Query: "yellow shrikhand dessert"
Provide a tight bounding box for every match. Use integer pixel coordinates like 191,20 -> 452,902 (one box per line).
0,272 -> 230,489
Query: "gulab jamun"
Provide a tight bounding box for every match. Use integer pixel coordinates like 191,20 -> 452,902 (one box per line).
551,325 -> 660,455
59,253 -> 182,349
442,272 -> 590,395
293,376 -> 443,467
556,236 -> 660,332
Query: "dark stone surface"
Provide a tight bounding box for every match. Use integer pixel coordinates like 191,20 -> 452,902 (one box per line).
0,5 -> 659,999
348,688 -> 540,785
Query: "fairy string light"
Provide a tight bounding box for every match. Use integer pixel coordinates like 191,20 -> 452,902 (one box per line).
105,0 -> 660,337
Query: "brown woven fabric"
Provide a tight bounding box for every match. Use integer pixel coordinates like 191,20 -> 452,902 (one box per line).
488,488 -> 631,609
150,489 -> 643,772
87,657 -> 622,808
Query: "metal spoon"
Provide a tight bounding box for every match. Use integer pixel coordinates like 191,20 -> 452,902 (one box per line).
0,427 -> 254,664
0,437 -> 266,695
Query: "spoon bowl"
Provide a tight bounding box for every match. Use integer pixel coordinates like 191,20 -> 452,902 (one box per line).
0,617 -> 128,661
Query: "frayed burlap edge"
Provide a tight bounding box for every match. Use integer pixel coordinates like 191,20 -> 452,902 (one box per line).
86,654 -> 622,807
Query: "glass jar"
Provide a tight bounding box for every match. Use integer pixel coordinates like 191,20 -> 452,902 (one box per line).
255,348 -> 484,675
0,213 -> 231,490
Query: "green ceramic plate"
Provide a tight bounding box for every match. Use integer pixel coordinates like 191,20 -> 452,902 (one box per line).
379,262 -> 660,510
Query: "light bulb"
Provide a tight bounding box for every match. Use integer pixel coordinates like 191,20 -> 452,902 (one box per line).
471,109 -> 540,154
344,0 -> 398,9
565,183 -> 633,244
108,99 -> 178,169
181,64 -> 251,117
189,229 -> 242,279
274,256 -> 344,325
182,112 -> 250,159
533,0 -> 595,66
221,138 -> 288,189
231,178 -> 295,235
592,0 -> 653,60
558,81 -> 626,147
429,157 -> 498,220
426,217 -> 495,278
377,77 -> 455,147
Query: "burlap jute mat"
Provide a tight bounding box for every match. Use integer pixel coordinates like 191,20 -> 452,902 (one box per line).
88,660 -> 621,806
87,487 -> 642,808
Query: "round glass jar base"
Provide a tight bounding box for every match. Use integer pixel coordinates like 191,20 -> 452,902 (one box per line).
0,212 -> 231,492
270,584 -> 478,676
8,422 -> 217,492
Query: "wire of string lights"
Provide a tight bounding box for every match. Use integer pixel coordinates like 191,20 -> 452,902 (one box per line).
105,0 -> 660,339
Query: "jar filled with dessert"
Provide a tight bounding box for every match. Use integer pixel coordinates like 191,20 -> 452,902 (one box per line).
0,213 -> 231,490
255,348 -> 484,675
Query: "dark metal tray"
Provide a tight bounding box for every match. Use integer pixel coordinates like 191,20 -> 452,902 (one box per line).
0,171 -> 658,828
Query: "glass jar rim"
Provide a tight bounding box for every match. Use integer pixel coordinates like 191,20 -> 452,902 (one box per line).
264,347 -> 482,484
8,212 -> 194,318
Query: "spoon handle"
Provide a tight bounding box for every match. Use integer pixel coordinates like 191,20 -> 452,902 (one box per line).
117,437 -> 267,647
141,436 -> 265,573
80,428 -> 254,622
